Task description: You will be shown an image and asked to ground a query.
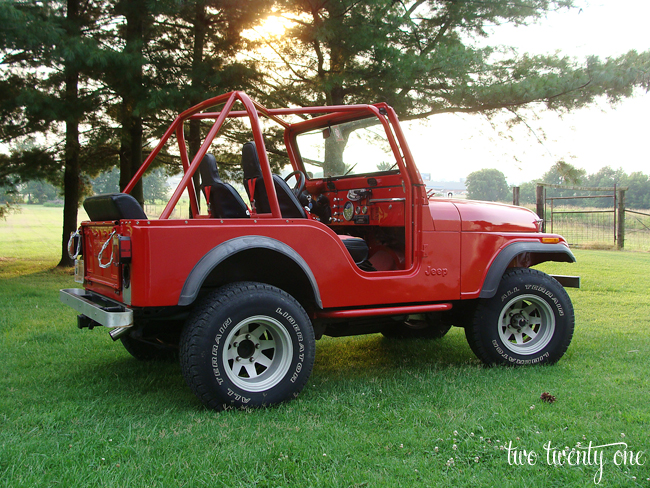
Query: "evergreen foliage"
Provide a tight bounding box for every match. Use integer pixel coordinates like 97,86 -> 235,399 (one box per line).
251,1 -> 650,119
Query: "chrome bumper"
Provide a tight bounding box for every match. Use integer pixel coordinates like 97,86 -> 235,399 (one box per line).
60,288 -> 133,338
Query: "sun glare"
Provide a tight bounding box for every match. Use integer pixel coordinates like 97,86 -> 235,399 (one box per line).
244,15 -> 291,41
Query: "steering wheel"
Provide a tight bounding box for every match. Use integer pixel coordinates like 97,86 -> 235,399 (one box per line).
284,170 -> 306,198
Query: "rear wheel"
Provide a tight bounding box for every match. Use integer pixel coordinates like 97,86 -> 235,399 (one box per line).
180,282 -> 315,410
465,268 -> 574,366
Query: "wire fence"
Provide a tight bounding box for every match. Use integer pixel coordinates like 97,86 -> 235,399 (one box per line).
143,201 -> 190,219
531,184 -> 650,252
545,204 -> 650,251
624,209 -> 650,252
548,206 -> 616,249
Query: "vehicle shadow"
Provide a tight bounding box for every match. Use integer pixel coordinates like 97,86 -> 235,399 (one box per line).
313,327 -> 478,377
61,327 -> 478,412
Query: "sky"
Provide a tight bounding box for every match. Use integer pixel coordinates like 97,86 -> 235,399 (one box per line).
406,0 -> 650,185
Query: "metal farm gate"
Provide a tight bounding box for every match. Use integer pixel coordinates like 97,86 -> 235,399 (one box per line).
535,184 -> 626,249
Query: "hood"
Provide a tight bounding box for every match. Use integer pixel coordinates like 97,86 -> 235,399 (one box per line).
451,199 -> 542,233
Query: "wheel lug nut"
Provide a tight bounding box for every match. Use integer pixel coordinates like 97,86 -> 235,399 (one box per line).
235,356 -> 241,362
246,334 -> 251,340
233,342 -> 238,347
255,343 -> 260,349
249,357 -> 255,362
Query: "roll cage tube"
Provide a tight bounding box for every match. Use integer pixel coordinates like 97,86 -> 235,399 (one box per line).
122,91 -> 282,219
121,91 -> 424,222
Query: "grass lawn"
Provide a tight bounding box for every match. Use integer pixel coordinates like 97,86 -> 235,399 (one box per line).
1,206 -> 649,487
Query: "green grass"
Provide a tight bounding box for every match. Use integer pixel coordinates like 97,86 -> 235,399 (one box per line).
1,206 -> 650,487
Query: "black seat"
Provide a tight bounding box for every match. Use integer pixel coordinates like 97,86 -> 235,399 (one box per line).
83,193 -> 147,221
339,236 -> 369,264
199,154 -> 249,219
240,142 -> 369,266
241,142 -> 307,219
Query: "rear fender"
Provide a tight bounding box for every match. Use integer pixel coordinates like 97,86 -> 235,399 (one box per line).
479,242 -> 576,299
178,236 -> 322,309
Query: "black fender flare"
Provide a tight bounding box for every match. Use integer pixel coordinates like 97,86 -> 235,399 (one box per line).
479,242 -> 575,299
177,236 -> 322,308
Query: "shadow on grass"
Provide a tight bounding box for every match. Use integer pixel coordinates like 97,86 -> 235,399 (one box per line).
61,350 -> 200,413
54,328 -> 479,413
313,328 -> 479,378
0,260 -> 73,287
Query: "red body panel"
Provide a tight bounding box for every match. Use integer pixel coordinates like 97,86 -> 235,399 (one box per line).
119,212 -> 461,308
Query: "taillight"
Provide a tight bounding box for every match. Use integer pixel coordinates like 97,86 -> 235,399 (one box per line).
118,236 -> 132,264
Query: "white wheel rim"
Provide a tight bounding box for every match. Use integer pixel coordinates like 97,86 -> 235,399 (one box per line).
222,315 -> 293,392
498,294 -> 555,355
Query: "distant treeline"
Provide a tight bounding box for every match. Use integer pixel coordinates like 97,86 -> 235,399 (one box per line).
517,163 -> 650,209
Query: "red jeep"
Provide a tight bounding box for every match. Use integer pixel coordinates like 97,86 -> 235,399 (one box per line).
61,91 -> 579,410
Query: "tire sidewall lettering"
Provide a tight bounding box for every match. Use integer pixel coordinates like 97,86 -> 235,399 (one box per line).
499,286 -> 519,302
469,269 -> 574,367
275,306 -> 306,383
208,300 -> 310,405
524,284 -> 564,316
491,339 -> 550,364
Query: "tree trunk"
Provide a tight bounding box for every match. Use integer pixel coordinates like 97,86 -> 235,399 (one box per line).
119,102 -> 144,204
189,2 -> 207,214
58,0 -> 81,268
118,0 -> 145,205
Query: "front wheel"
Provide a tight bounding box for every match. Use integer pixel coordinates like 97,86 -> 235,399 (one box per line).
465,268 -> 574,366
180,282 -> 315,410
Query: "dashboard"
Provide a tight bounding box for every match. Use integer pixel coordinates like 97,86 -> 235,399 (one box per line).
308,173 -> 406,228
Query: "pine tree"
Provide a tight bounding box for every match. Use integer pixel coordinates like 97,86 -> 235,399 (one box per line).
253,1 -> 650,120
0,0 -> 107,266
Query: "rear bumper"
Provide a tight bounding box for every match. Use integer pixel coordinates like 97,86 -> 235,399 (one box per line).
60,288 -> 133,329
549,275 -> 581,288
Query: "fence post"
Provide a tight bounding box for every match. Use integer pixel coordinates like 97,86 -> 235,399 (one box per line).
512,186 -> 520,206
617,188 -> 625,250
536,184 -> 545,232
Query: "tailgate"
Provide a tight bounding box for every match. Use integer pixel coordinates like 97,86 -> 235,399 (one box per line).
81,223 -> 123,299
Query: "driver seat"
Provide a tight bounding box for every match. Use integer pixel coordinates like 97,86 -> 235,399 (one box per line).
240,142 -> 370,266
241,141 -> 306,219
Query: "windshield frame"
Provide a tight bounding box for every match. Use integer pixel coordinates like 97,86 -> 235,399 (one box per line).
294,116 -> 401,180
286,108 -> 413,184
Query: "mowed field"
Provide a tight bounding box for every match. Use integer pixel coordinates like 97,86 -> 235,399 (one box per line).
1,205 -> 649,487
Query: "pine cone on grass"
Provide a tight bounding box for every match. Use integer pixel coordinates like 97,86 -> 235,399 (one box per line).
540,392 -> 557,404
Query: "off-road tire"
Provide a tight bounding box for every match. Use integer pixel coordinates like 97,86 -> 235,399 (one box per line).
179,282 -> 315,410
465,268 -> 574,366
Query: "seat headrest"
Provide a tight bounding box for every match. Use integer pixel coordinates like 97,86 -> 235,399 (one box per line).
83,193 -> 147,221
241,141 -> 262,180
199,153 -> 221,189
